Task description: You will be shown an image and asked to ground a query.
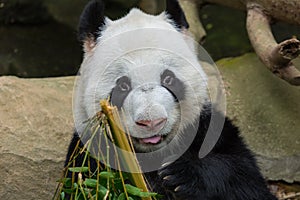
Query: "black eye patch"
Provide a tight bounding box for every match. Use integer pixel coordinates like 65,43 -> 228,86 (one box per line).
111,76 -> 132,108
161,69 -> 185,101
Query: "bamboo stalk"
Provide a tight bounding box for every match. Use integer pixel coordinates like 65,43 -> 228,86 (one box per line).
100,100 -> 152,200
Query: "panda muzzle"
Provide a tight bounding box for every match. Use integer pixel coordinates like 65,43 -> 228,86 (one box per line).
135,118 -> 167,132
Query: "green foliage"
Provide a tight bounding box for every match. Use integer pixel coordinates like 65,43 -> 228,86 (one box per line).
55,162 -> 159,200
68,167 -> 89,173
53,110 -> 160,200
125,185 -> 158,198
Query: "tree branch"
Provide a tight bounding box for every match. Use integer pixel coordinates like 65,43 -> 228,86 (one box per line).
179,0 -> 207,44
201,0 -> 300,26
246,3 -> 300,85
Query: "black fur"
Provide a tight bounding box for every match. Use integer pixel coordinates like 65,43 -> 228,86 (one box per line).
165,0 -> 189,29
161,69 -> 186,102
78,0 -> 105,42
78,0 -> 189,43
65,106 -> 277,200
111,76 -> 132,109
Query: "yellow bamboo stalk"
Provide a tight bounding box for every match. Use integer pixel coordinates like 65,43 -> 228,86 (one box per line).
100,100 -> 152,200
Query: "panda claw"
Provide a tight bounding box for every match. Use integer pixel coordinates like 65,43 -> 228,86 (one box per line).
163,175 -> 172,180
161,161 -> 172,167
174,185 -> 183,192
158,170 -> 164,176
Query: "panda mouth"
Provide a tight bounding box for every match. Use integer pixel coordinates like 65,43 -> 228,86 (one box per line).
136,135 -> 166,144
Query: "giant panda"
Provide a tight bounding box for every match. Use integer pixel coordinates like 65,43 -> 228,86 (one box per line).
65,0 -> 277,199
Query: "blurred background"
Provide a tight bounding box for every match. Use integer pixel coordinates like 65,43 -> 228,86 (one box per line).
1,0 -> 299,78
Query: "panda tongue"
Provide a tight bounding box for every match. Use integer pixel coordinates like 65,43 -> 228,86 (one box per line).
140,136 -> 162,144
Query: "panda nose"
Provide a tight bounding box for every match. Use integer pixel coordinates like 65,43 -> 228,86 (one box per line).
135,118 -> 167,131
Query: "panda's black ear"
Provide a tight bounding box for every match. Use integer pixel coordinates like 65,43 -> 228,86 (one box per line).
78,0 -> 105,43
165,0 -> 189,30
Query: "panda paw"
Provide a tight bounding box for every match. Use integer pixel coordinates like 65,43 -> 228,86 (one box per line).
158,160 -> 202,199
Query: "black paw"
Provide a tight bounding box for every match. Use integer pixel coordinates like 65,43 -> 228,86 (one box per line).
158,160 -> 203,199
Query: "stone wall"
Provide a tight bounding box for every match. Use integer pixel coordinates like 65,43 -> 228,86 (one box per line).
0,76 -> 74,200
218,54 -> 300,182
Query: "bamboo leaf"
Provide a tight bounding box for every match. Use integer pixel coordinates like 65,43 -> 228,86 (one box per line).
62,188 -> 73,194
83,179 -> 97,188
97,184 -> 109,198
125,184 -> 157,197
68,167 -> 89,173
117,193 -> 126,200
99,171 -> 115,179
60,192 -> 65,200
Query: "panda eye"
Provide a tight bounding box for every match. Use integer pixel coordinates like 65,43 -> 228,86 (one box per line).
111,76 -> 132,108
119,82 -> 130,91
116,76 -> 131,92
160,69 -> 186,102
161,69 -> 175,86
162,75 -> 174,86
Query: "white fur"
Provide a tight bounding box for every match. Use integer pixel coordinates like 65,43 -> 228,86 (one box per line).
73,9 -> 208,151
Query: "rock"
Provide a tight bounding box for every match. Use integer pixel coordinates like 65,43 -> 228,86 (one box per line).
0,76 -> 74,200
217,53 -> 300,183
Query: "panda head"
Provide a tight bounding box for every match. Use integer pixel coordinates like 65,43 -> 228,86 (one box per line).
74,0 -> 209,153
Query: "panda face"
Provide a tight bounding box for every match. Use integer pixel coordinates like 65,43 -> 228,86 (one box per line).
73,8 -> 209,153
91,48 -> 206,152
110,66 -> 185,152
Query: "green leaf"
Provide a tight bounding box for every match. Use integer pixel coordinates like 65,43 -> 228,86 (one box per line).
99,171 -> 115,179
60,191 -> 65,200
118,194 -> 133,200
73,183 -> 78,189
117,193 -> 125,200
84,178 -> 97,188
68,167 -> 89,173
97,184 -> 109,198
112,195 -> 118,200
125,184 -> 157,197
62,188 -> 73,194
